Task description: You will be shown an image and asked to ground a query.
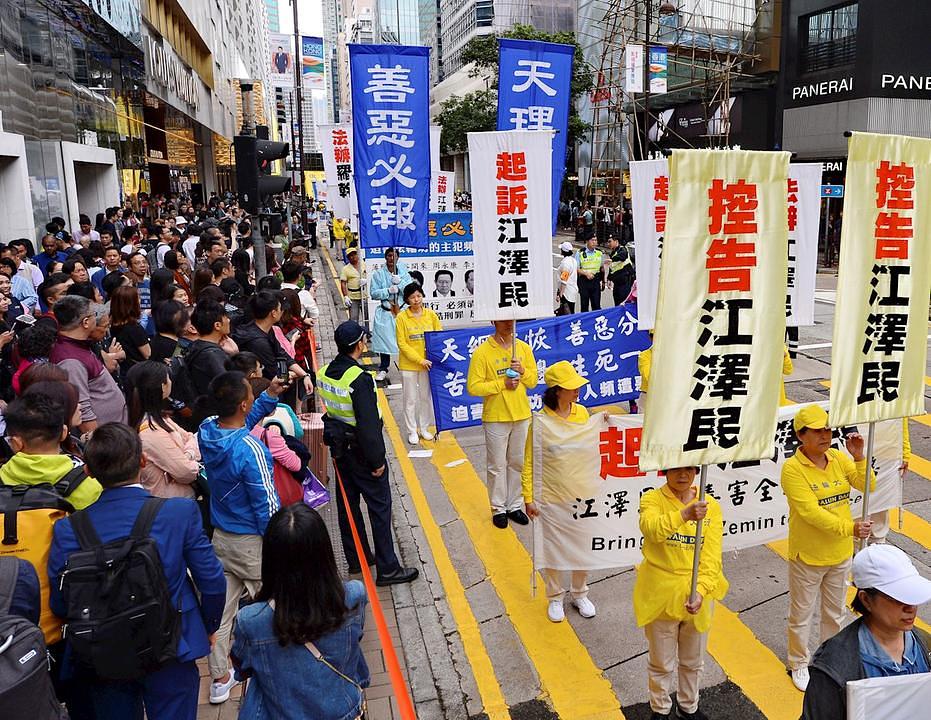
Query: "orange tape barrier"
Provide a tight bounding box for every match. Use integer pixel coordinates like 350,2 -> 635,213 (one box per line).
308,322 -> 416,719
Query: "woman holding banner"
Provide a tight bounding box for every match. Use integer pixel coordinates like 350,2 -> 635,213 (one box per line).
395,283 -> 441,444
801,544 -> 931,720
634,466 -> 728,720
780,404 -> 874,692
521,361 -> 596,623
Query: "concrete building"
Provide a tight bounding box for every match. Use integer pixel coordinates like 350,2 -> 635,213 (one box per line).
440,0 -> 575,77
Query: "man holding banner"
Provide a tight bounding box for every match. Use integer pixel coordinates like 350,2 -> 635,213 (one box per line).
466,321 -> 537,528
781,404 -> 874,692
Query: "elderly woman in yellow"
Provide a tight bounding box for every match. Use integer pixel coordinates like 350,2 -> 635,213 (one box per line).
634,466 -> 728,720
395,283 -> 442,444
522,360 -> 595,624
780,404 -> 874,693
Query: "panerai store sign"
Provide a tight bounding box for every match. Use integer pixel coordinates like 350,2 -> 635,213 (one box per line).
792,76 -> 853,101
146,34 -> 199,109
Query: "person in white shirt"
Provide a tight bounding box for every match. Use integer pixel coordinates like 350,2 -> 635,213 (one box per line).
280,261 -> 319,322
6,239 -> 44,289
555,241 -> 579,314
73,215 -> 100,247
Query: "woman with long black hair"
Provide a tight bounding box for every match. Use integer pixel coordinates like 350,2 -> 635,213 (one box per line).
232,504 -> 369,720
126,360 -> 200,498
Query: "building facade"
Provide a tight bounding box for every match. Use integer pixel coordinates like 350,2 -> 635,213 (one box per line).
376,0 -> 420,45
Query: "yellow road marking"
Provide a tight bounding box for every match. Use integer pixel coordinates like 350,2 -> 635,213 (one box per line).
429,432 -> 623,719
707,604 -> 803,720
377,392 -> 510,719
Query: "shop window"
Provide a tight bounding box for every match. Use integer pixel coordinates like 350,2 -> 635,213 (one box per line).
799,2 -> 857,74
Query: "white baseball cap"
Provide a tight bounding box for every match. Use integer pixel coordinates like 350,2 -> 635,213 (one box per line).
852,544 -> 931,605
558,241 -> 573,252
175,216 -> 188,226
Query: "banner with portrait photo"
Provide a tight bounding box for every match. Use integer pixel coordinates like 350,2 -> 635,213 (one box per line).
830,132 -> 931,427
640,149 -> 790,471
269,33 -> 295,88
532,404 -> 903,571
363,212 -> 476,328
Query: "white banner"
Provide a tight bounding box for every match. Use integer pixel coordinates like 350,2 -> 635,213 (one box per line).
632,159 -> 819,330
318,124 -> 355,221
430,172 -> 455,212
269,33 -> 295,88
640,149 -> 790,470
847,673 -> 931,720
431,125 -> 441,169
625,44 -> 644,93
532,405 -> 903,571
468,130 -> 554,321
786,163 -> 821,327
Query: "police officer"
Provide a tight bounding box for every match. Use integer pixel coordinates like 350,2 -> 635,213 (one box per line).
606,234 -> 635,306
576,234 -> 604,312
318,320 -> 418,585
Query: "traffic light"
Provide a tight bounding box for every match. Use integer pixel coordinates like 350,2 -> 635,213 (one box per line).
233,134 -> 291,214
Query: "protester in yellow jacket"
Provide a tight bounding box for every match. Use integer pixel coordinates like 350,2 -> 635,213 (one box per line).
869,418 -> 910,544
395,283 -> 442,444
638,333 -> 652,413
520,361 -> 595,623
466,320 -> 536,529
779,344 -> 793,405
634,466 -> 728,720
780,404 -> 874,692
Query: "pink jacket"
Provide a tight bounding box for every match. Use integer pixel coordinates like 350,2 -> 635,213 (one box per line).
138,416 -> 200,498
250,425 -> 301,471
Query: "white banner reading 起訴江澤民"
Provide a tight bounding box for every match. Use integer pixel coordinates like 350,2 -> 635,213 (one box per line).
531,405 -> 902,572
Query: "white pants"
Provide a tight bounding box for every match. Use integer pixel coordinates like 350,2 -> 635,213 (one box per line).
542,568 -> 589,602
401,369 -> 434,436
483,419 -> 529,514
644,615 -> 708,715
787,557 -> 850,669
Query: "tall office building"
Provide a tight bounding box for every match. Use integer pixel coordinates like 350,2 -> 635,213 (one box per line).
420,0 -> 443,81
265,0 -> 281,32
377,0 -> 421,44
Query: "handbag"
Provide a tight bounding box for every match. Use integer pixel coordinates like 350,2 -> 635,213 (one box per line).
302,469 -> 330,509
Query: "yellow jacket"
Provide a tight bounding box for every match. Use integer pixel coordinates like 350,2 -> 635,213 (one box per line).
333,218 -> 346,240
779,345 -> 793,405
520,404 -> 589,503
395,308 -> 442,372
638,347 -> 652,392
633,485 -> 728,632
780,448 -> 874,566
466,337 -> 537,422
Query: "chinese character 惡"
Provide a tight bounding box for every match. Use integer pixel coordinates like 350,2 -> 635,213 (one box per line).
365,109 -> 414,147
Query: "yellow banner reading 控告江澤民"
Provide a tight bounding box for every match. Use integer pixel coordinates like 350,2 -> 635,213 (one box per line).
829,132 -> 931,427
639,149 -> 790,471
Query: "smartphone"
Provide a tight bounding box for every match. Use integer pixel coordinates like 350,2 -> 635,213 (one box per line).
12,314 -> 36,333
276,360 -> 290,382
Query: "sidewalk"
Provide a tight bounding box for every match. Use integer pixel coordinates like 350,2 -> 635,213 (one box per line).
196,244 -> 412,720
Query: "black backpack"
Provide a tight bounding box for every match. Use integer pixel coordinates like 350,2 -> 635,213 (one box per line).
0,558 -> 65,720
60,498 -> 181,681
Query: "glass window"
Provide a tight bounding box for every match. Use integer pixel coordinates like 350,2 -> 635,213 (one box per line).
799,3 -> 858,74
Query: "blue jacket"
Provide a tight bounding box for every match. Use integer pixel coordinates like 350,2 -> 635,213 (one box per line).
232,580 -> 369,720
47,486 -> 226,667
198,391 -> 280,536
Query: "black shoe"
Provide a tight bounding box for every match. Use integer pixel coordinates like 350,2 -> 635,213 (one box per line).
507,509 -> 530,525
676,708 -> 708,720
650,712 -> 672,720
492,513 -> 509,529
346,558 -> 375,575
376,567 -> 419,586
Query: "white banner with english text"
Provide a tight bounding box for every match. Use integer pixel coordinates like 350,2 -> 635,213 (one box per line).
468,130 -> 554,320
531,405 -> 902,571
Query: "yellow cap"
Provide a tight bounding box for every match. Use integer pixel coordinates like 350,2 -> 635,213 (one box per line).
793,404 -> 830,433
544,361 -> 588,390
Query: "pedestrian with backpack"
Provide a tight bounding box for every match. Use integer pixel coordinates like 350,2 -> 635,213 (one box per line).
47,423 -> 226,720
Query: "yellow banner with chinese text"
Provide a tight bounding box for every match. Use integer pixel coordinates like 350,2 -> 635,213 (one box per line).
830,132 -> 931,426
640,149 -> 790,471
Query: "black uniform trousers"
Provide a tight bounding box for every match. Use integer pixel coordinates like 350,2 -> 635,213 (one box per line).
334,458 -> 401,575
578,276 -> 602,312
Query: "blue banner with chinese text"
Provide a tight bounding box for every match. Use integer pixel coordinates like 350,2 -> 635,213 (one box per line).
496,38 -> 573,232
350,44 -> 431,249
425,304 -> 649,431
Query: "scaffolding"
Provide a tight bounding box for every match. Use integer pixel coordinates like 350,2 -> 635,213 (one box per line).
577,0 -> 780,204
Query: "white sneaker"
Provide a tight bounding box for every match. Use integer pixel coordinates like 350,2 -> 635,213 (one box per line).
419,429 -> 434,441
375,370 -> 388,382
790,666 -> 810,692
547,600 -> 565,623
572,597 -> 597,618
209,674 -> 239,704
408,432 -> 419,445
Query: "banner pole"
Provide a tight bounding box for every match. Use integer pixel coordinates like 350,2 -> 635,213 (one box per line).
858,421 -> 876,552
898,463 -> 905,531
688,464 -> 709,605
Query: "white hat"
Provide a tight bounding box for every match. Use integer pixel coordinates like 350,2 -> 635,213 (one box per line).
558,241 -> 573,253
175,216 -> 188,226
852,544 -> 931,606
